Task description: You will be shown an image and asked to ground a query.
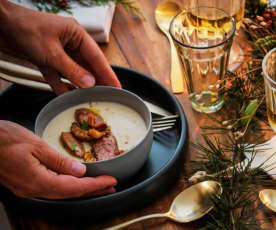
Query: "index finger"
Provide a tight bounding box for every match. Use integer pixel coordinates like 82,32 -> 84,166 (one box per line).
41,174 -> 117,199
80,33 -> 121,88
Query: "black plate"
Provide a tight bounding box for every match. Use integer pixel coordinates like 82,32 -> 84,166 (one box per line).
0,66 -> 187,219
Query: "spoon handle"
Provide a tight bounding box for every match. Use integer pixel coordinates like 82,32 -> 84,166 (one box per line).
104,213 -> 167,230
167,34 -> 185,94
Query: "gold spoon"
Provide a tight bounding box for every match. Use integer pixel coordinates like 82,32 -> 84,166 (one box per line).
155,1 -> 185,94
259,189 -> 276,212
104,181 -> 222,230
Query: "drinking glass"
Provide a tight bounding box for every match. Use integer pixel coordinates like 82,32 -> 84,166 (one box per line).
169,7 -> 236,113
262,47 -> 276,131
188,0 -> 246,71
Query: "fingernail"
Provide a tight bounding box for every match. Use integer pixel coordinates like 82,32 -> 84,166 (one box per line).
80,74 -> 95,88
111,178 -> 118,186
72,161 -> 86,175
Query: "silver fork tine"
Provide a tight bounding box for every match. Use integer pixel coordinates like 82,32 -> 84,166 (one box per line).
153,126 -> 173,132
152,115 -> 179,121
152,119 -> 176,125
153,123 -> 175,128
152,114 -> 179,132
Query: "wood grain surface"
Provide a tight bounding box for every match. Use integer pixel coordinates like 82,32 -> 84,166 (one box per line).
1,0 -> 276,229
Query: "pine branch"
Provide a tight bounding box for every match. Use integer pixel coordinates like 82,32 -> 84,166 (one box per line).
28,0 -> 143,16
190,135 -> 276,229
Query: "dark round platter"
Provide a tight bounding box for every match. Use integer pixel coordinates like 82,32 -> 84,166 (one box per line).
0,66 -> 187,219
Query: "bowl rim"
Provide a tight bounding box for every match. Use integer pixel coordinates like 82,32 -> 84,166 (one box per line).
35,85 -> 153,164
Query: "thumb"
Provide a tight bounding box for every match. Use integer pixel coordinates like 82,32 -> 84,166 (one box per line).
34,143 -> 86,177
49,44 -> 95,88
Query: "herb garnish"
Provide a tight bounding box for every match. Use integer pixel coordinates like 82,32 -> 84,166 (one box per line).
71,142 -> 78,151
80,120 -> 90,130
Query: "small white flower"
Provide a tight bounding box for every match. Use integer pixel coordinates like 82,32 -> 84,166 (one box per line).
195,94 -> 202,100
188,171 -> 207,183
222,120 -> 230,125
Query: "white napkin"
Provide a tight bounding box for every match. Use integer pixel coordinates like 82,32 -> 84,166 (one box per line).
9,0 -> 115,43
244,135 -> 276,179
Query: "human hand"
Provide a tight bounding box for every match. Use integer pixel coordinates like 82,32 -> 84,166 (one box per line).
0,1 -> 121,94
0,120 -> 117,199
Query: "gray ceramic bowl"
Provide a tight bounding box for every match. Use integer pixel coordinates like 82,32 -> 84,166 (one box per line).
35,86 -> 153,182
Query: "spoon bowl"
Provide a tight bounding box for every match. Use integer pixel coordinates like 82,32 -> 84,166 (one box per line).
105,181 -> 222,229
168,180 -> 222,223
154,1 -> 184,93
259,189 -> 276,212
155,1 -> 181,32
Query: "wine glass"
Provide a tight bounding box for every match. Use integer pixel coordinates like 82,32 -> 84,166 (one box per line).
187,0 -> 246,71
169,7 -> 235,113
262,47 -> 276,131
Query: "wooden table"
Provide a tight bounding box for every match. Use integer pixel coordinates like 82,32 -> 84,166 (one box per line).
1,0 -> 276,229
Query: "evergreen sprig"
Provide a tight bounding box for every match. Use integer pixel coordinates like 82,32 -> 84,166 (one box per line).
190,135 -> 276,229
29,0 -> 142,16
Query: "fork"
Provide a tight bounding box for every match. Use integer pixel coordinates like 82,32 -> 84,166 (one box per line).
152,115 -> 179,132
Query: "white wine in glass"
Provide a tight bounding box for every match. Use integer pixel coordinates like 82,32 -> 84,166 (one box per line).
170,7 -> 235,113
187,0 -> 246,70
263,48 -> 276,131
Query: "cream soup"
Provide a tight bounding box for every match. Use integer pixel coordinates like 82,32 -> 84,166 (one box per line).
42,102 -> 147,161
